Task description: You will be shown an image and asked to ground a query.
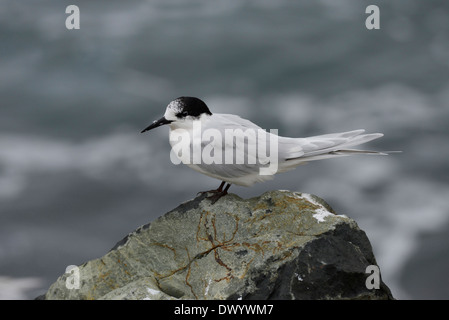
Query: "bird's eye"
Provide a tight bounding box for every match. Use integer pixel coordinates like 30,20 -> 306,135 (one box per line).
175,110 -> 189,119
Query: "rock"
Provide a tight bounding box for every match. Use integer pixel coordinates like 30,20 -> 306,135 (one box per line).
41,190 -> 393,300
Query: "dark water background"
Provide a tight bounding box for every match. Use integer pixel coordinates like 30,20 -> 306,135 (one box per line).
1,0 -> 448,299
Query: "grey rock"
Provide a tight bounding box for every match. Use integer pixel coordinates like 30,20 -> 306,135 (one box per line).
41,190 -> 393,300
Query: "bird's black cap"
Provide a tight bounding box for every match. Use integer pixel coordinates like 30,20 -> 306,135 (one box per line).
174,96 -> 212,118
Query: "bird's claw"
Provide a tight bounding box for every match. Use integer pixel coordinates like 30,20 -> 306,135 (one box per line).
196,181 -> 229,204
206,191 -> 228,204
196,189 -> 222,196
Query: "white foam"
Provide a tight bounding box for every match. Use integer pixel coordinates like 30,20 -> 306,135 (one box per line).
0,276 -> 43,300
0,131 -> 170,199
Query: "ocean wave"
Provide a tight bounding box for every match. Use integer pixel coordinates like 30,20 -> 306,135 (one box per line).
0,130 -> 170,199
0,276 -> 43,300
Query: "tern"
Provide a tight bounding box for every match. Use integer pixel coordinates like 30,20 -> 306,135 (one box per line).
141,96 -> 388,203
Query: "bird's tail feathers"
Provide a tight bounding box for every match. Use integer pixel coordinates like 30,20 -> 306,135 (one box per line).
284,130 -> 391,163
286,150 -> 385,163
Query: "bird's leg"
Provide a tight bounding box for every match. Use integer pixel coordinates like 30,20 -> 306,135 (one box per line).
206,183 -> 231,204
196,181 -> 226,196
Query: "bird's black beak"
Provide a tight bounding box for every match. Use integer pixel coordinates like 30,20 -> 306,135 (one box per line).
141,116 -> 173,133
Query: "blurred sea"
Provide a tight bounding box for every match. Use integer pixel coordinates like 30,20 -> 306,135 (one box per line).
1,0 -> 448,299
